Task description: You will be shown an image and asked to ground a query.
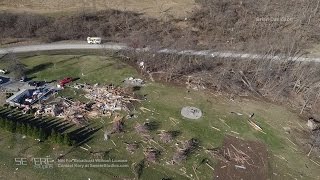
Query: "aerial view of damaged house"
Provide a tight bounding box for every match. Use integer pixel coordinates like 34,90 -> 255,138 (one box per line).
2,75 -> 144,124
1,1 -> 320,179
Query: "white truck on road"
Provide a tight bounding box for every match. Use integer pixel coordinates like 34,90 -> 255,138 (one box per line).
87,37 -> 102,44
0,69 -> 8,74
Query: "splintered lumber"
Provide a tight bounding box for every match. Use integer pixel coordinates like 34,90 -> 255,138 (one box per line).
110,114 -> 124,123
308,145 -> 313,157
230,144 -> 249,158
111,140 -> 117,147
206,163 -> 215,170
192,166 -> 200,180
149,139 -> 165,150
169,117 -> 179,125
274,155 -> 288,162
123,98 -> 142,102
310,159 -> 320,167
159,131 -> 174,143
248,120 -> 266,134
235,165 -> 246,169
140,107 -> 152,113
231,112 -> 243,116
84,143 -> 92,149
179,167 -> 187,174
231,131 -> 240,135
210,126 -> 221,131
219,118 -> 231,128
285,137 -> 297,146
80,146 -> 89,151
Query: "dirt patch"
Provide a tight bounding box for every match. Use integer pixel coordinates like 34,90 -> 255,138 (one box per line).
213,136 -> 269,180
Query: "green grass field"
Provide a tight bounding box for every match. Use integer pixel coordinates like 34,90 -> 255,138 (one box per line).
0,54 -> 319,179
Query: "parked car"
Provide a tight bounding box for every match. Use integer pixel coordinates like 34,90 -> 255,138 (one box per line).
58,77 -> 73,87
28,81 -> 44,87
0,69 -> 8,74
20,76 -> 27,82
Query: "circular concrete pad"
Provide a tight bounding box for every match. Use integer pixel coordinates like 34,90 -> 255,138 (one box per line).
181,106 -> 202,120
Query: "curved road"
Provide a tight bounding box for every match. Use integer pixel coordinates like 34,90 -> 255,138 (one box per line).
0,42 -> 319,62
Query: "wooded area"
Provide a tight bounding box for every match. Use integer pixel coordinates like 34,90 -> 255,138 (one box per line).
1,0 -> 319,54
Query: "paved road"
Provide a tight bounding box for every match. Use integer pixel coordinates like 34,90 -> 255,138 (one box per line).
1,42 -> 320,62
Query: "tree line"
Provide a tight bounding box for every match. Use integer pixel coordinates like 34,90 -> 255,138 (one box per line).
0,107 -> 74,146
1,0 -> 320,54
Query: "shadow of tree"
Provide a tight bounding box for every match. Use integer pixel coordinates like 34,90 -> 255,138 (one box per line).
26,62 -> 53,75
0,107 -> 101,147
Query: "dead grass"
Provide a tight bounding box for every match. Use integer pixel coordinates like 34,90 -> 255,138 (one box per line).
307,43 -> 320,57
0,0 -> 198,19
0,93 -> 6,105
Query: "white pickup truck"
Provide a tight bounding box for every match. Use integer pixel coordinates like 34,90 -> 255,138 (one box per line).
87,37 -> 102,44
0,69 -> 8,74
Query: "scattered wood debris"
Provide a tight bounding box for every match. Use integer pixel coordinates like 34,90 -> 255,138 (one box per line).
34,83 -> 141,125
158,131 -> 174,143
248,120 -> 266,134
83,84 -> 139,114
169,117 -> 179,126
125,142 -> 139,154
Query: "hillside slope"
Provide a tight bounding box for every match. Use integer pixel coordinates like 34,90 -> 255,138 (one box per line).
0,0 -> 197,18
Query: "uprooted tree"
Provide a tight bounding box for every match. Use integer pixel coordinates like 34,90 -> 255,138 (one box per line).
144,147 -> 161,163
172,138 -> 199,164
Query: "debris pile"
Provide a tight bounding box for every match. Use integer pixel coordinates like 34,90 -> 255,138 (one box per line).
159,131 -> 174,143
83,84 -> 138,115
123,77 -> 145,87
35,84 -> 140,125
35,97 -> 89,124
224,144 -> 252,165
207,144 -> 253,166
307,118 -> 320,131
308,118 -> 320,150
134,121 -> 159,140
172,138 -> 199,164
144,147 -> 160,163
